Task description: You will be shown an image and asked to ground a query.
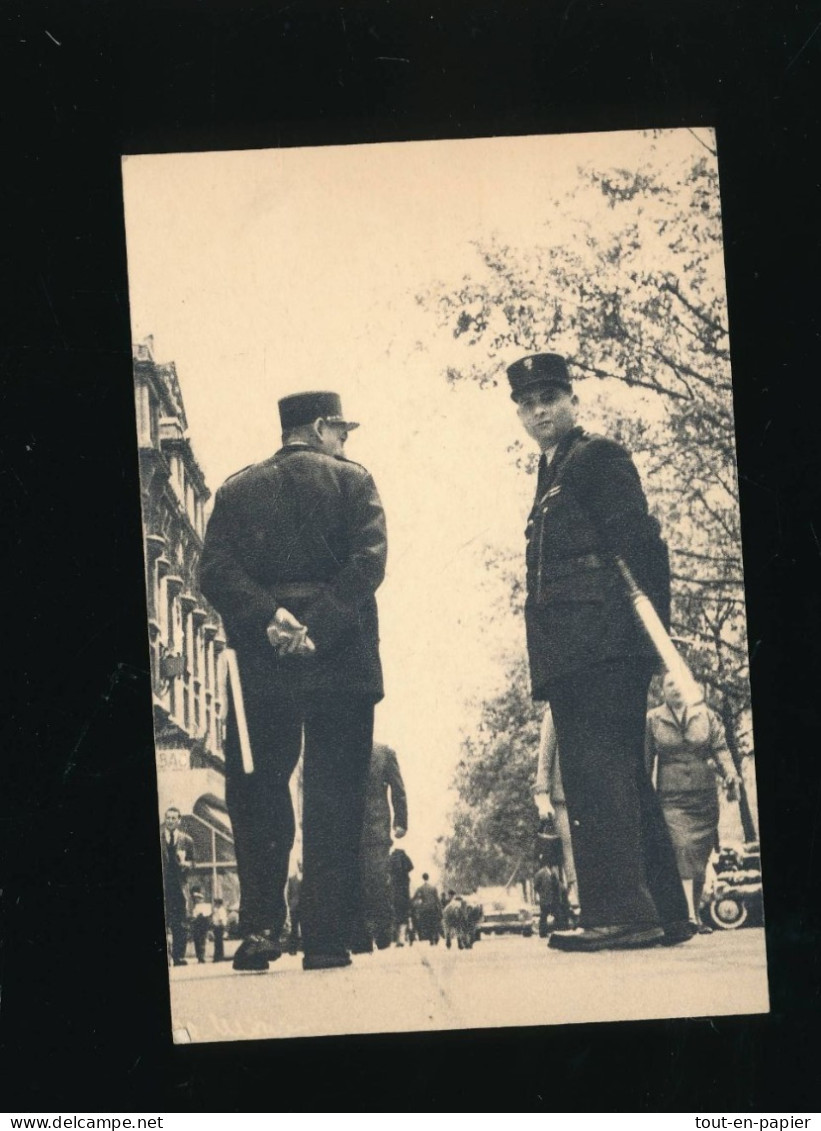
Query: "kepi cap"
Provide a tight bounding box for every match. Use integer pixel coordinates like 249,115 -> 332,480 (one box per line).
507,353 -> 572,402
278,391 -> 360,431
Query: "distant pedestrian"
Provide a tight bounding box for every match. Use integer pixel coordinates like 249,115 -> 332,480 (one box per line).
533,861 -> 571,937
389,847 -> 414,946
160,806 -> 195,966
411,874 -> 442,945
533,704 -> 579,915
212,899 -> 228,962
354,743 -> 408,952
190,889 -> 213,964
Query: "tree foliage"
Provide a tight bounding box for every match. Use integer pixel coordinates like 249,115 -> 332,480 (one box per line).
443,657 -> 542,893
429,132 -> 756,882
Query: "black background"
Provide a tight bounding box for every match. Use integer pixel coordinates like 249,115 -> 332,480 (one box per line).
2,0 -> 819,1112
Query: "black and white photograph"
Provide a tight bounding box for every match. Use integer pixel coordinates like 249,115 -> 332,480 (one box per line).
121,127 -> 769,1044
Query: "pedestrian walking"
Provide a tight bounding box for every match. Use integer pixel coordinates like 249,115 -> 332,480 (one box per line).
411,874 -> 442,945
200,391 -> 388,972
533,703 -> 579,915
533,859 -> 571,937
389,847 -> 414,946
353,743 -> 408,952
160,806 -> 195,966
508,352 -> 690,951
212,899 -> 228,962
190,889 -> 212,964
646,671 -> 742,932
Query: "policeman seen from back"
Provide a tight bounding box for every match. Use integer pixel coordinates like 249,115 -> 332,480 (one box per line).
200,391 -> 387,972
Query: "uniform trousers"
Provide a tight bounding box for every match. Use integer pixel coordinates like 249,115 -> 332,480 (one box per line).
224,653 -> 373,956
546,659 -> 688,928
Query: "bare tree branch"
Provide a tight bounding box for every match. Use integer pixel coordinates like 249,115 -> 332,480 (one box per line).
662,279 -> 728,337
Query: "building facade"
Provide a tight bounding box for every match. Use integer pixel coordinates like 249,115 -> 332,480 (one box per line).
133,337 -> 237,904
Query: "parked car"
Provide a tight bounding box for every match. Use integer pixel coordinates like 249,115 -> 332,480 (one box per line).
473,886 -> 534,937
703,842 -> 763,930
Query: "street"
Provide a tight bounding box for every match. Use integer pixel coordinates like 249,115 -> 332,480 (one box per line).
169,928 -> 769,1044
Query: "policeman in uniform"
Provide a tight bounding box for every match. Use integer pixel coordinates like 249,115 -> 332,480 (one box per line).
508,353 -> 691,950
200,391 -> 387,971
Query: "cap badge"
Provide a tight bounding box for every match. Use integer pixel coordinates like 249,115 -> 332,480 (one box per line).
524,358 -> 534,370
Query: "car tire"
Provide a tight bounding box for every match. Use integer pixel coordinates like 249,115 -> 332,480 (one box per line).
708,894 -> 748,930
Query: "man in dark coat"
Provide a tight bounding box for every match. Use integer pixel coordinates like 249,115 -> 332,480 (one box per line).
411,873 -> 443,945
200,391 -> 387,972
160,806 -> 195,966
354,743 -> 408,951
533,859 -> 570,937
389,846 -> 414,945
508,353 -> 690,951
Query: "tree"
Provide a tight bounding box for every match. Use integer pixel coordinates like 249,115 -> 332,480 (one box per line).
428,131 -> 757,868
443,656 -> 543,892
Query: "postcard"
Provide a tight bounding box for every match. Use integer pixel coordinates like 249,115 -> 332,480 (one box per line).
121,128 -> 767,1043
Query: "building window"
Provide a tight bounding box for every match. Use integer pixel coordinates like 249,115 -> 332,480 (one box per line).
136,383 -> 153,447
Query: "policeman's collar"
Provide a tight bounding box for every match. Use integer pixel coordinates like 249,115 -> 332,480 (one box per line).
541,425 -> 585,469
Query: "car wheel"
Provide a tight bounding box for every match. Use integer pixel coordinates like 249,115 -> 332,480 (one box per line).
709,894 -> 748,930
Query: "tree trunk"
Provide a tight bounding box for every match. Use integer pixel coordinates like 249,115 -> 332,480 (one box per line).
719,697 -> 757,842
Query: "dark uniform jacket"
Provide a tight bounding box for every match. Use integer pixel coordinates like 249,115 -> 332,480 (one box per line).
199,444 -> 387,701
524,426 -> 670,697
361,743 -> 408,846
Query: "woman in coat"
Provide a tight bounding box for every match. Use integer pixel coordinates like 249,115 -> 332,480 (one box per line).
645,672 -> 741,931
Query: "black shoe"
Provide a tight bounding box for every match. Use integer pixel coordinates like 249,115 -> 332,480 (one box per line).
172,958 -> 188,967
548,925 -> 664,952
302,952 -> 352,971
232,931 -> 282,972
659,920 -> 698,947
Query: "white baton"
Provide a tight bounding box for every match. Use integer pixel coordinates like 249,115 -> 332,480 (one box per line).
224,648 -> 255,774
615,557 -> 705,709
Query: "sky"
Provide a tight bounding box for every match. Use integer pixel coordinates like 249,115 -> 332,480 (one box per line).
122,127 -> 717,880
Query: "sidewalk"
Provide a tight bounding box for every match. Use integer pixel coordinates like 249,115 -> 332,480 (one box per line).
168,928 -> 769,1044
